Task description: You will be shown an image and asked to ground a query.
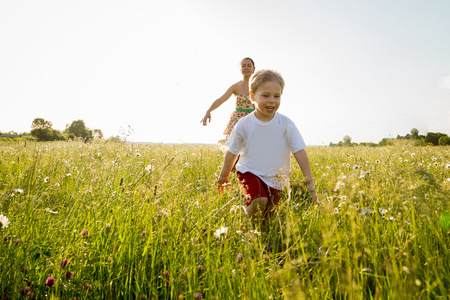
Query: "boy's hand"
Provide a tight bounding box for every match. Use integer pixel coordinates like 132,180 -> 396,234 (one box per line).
217,176 -> 231,193
306,181 -> 319,205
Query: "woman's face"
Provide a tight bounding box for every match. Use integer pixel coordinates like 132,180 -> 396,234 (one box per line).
240,59 -> 255,76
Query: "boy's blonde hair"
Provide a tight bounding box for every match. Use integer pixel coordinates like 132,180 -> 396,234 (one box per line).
250,69 -> 284,94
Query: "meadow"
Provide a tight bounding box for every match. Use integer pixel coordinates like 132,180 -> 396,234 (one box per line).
0,140 -> 449,299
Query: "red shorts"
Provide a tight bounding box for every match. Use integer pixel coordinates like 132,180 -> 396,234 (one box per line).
237,171 -> 281,214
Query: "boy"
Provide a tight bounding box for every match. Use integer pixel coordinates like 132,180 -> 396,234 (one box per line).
217,69 -> 318,219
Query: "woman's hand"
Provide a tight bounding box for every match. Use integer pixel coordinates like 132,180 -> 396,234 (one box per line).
200,112 -> 211,126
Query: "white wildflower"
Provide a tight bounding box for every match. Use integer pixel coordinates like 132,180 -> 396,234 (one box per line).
229,205 -> 242,214
45,208 -> 58,215
214,227 -> 228,238
44,176 -> 49,183
145,165 -> 154,172
14,189 -> 23,194
0,214 -> 10,228
334,181 -> 344,191
159,209 -> 169,216
249,229 -> 261,236
379,208 -> 389,215
360,207 -> 373,216
359,171 -> 370,178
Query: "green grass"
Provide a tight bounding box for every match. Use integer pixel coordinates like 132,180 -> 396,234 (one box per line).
1,140 -> 449,299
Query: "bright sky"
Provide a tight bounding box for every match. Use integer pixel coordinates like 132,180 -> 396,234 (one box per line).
1,0 -> 449,145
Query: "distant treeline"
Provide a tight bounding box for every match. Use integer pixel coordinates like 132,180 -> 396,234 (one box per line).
1,118 -> 104,142
330,128 -> 450,147
2,122 -> 449,146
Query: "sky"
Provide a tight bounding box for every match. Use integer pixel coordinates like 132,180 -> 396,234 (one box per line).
1,0 -> 449,146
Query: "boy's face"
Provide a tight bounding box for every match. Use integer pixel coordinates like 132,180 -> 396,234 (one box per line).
251,80 -> 282,122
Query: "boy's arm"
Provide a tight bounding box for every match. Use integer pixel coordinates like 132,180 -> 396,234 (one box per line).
217,151 -> 238,188
293,149 -> 318,203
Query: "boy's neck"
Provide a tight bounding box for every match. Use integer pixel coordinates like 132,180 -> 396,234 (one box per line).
254,111 -> 276,122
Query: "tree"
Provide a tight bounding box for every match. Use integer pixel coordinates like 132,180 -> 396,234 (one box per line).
31,118 -> 54,141
410,128 -> 419,139
65,120 -> 93,142
92,129 -> 104,140
343,135 -> 352,146
425,132 -> 447,145
31,118 -> 53,131
378,138 -> 393,146
439,135 -> 450,146
52,129 -> 66,141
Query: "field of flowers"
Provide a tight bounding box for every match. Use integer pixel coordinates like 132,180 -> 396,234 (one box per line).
0,140 -> 449,299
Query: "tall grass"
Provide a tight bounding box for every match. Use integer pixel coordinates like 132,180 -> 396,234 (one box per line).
0,140 -> 449,299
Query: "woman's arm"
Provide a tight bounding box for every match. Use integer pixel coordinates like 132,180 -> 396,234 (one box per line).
201,84 -> 236,125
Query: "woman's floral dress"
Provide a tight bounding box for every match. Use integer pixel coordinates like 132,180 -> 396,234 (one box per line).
218,94 -> 255,149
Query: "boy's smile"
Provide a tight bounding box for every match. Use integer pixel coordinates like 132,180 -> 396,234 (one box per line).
251,80 -> 282,122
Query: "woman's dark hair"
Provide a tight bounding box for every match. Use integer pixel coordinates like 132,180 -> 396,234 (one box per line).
241,57 -> 255,68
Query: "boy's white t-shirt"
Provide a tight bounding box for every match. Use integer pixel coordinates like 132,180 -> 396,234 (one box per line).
226,112 -> 306,190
